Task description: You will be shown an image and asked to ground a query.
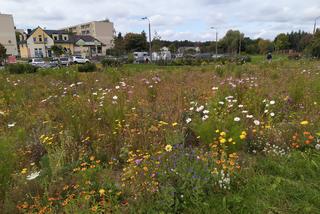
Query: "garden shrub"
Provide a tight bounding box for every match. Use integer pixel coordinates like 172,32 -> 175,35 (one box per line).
101,58 -> 123,68
77,63 -> 97,72
6,63 -> 38,74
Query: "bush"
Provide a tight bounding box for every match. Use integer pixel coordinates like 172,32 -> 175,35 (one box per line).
101,58 -> 123,68
288,53 -> 302,60
5,63 -> 38,74
77,63 -> 97,72
127,53 -> 134,64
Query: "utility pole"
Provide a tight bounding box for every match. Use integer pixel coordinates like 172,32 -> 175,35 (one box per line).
210,27 -> 218,58
142,17 -> 152,61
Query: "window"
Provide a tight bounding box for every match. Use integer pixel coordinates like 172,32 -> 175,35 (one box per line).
38,48 -> 43,57
35,48 -> 39,57
33,37 -> 36,42
38,35 -> 42,42
53,35 -> 58,41
63,35 -> 68,41
44,37 -> 48,43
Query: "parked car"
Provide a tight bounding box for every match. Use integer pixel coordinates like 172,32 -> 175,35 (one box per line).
72,56 -> 90,64
49,58 -> 59,68
59,57 -> 71,66
133,52 -> 150,64
29,58 -> 47,68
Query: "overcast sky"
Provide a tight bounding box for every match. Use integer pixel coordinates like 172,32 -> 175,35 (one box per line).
1,0 -> 320,41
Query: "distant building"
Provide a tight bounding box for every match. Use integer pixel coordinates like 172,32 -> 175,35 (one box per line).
61,19 -> 115,55
19,26 -> 105,58
73,35 -> 105,57
177,46 -> 201,54
0,13 -> 18,56
152,47 -> 172,61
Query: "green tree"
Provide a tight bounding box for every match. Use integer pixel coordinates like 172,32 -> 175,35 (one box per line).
0,43 -> 7,64
257,39 -> 274,54
219,30 -> 243,55
298,34 -> 313,52
168,44 -> 177,53
123,32 -> 148,52
242,37 -> 259,54
274,33 -> 290,51
304,31 -> 320,57
51,45 -> 64,57
152,31 -> 162,52
107,32 -> 125,56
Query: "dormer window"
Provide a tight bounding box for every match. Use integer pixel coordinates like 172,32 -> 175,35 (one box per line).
53,35 -> 58,41
63,35 -> 68,41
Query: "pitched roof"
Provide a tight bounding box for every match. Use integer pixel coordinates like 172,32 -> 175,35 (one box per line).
27,27 -> 73,43
73,35 -> 105,46
45,30 -> 74,43
26,27 -> 105,45
73,35 -> 97,42
44,29 -> 69,35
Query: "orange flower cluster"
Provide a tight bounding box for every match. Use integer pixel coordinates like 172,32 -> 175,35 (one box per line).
209,130 -> 241,175
291,131 -> 316,148
73,156 -> 101,172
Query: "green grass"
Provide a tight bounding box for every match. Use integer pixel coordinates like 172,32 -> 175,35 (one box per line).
1,58 -> 320,213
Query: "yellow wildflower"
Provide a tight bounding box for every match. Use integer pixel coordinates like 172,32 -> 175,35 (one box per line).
300,121 -> 309,125
99,188 -> 105,196
240,134 -> 246,140
165,144 -> 173,152
219,138 -> 226,144
21,168 -> 27,174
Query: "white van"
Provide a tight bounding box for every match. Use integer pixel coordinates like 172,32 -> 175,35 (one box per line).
133,52 -> 150,63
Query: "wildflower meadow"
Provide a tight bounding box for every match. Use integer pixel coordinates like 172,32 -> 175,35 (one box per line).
1,58 -> 320,213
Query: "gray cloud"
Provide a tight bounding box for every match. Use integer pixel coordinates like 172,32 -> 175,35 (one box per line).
1,0 -> 319,41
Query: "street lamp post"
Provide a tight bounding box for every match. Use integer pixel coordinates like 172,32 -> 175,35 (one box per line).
210,27 -> 218,58
313,16 -> 320,35
142,17 -> 152,61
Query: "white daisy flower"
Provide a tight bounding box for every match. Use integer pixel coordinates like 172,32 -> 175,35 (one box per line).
8,123 -> 16,128
203,110 -> 210,114
202,115 -> 209,121
254,120 -> 260,126
234,117 -> 241,122
196,105 -> 205,112
26,171 -> 41,180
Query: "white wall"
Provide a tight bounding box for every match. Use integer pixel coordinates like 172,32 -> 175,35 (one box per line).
0,14 -> 18,56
